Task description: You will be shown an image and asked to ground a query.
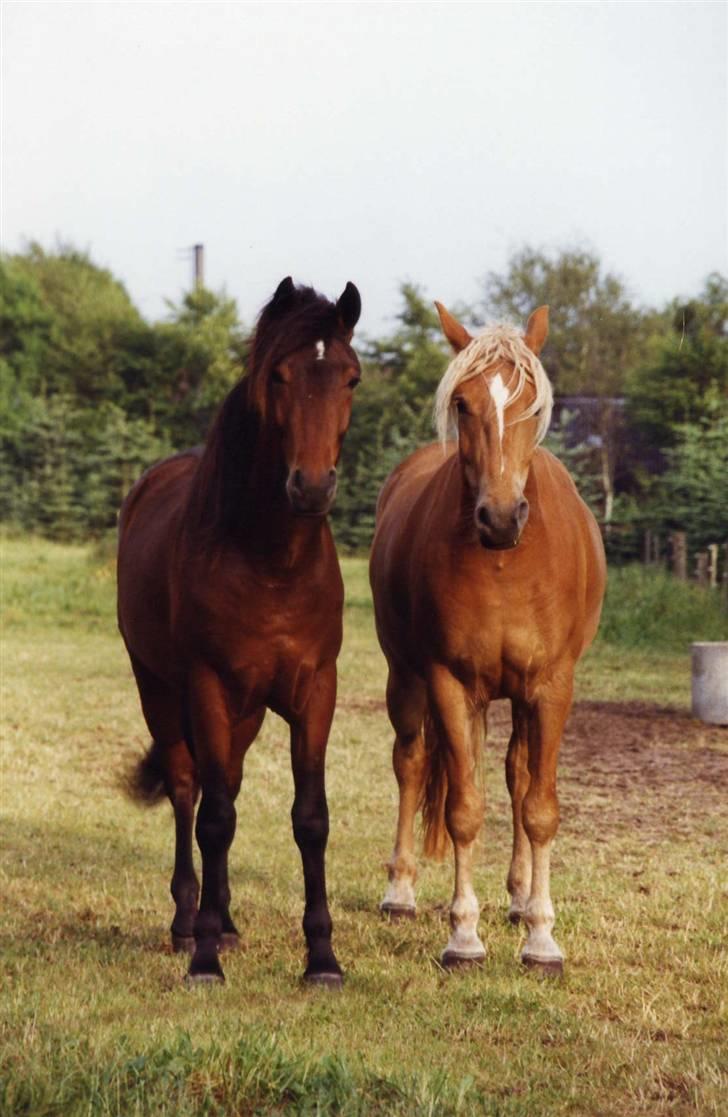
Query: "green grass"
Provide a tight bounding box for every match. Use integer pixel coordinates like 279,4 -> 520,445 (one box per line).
597,565 -> 727,652
1,537 -> 726,1116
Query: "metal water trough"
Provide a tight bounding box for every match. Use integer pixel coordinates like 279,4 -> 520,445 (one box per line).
691,642 -> 728,725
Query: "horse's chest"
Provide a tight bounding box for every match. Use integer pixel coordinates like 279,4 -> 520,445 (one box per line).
179,577 -> 340,719
429,579 -> 550,695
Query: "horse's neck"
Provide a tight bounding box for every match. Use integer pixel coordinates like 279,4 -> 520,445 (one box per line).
185,408 -> 327,570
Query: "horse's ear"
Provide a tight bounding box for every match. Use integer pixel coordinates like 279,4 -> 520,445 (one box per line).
435,301 -> 472,353
524,306 -> 549,355
336,281 -> 361,340
271,276 -> 296,313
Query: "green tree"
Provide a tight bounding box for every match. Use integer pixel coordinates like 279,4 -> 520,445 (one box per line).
626,272 -> 728,451
8,242 -> 146,405
153,286 -> 247,447
643,391 -> 728,553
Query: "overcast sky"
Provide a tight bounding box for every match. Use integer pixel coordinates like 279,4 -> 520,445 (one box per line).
2,1 -> 726,335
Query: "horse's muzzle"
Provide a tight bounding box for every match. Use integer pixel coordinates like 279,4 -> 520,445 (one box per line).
475,499 -> 529,550
286,467 -> 337,516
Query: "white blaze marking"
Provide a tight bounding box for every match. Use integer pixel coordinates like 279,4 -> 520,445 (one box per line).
490,372 -> 510,474
315,340 -> 325,360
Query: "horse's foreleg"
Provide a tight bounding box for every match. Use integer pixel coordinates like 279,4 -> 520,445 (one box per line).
186,667 -> 237,984
381,667 -> 426,919
505,702 -> 531,925
290,663 -> 341,986
521,677 -> 573,976
428,666 -> 486,968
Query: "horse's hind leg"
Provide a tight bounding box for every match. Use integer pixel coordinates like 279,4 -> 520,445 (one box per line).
505,701 -> 532,925
380,666 -> 427,919
520,676 -> 573,976
128,654 -> 199,952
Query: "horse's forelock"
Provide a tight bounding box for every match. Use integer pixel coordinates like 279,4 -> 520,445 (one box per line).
433,325 -> 553,446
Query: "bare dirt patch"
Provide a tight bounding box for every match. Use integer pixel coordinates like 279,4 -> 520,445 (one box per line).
490,700 -> 728,841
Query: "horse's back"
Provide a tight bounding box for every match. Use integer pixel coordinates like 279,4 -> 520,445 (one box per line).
117,450 -> 200,681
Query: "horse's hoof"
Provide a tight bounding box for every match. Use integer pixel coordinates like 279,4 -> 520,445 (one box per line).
219,933 -> 240,952
303,971 -> 344,990
184,970 -> 225,986
441,951 -> 485,971
380,903 -> 416,921
522,954 -> 564,978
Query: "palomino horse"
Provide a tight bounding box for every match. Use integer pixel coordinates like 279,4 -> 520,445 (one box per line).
118,277 -> 362,986
370,303 -> 606,975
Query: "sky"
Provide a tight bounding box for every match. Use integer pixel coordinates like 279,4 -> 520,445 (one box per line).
2,1 -> 726,336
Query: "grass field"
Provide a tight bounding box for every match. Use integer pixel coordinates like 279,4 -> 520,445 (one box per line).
1,536 -> 727,1116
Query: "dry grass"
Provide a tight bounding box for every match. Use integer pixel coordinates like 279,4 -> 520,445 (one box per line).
1,537 -> 726,1115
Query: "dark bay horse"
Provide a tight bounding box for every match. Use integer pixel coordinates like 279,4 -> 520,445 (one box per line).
118,277 -> 362,986
370,303 -> 606,975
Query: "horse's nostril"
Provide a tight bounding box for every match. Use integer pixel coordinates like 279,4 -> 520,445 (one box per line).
292,468 -> 304,492
476,505 -> 491,528
516,499 -> 529,527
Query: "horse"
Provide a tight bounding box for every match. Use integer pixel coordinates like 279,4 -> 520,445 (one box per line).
117,276 -> 362,987
369,302 -> 606,975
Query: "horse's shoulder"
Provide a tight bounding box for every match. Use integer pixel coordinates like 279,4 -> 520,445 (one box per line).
119,449 -> 200,534
377,441 -> 454,520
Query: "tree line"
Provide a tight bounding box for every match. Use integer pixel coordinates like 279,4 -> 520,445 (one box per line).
1,242 -> 726,559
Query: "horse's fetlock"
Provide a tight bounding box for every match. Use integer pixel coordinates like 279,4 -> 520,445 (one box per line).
171,878 -> 199,906
303,911 -> 333,943
389,851 -> 417,881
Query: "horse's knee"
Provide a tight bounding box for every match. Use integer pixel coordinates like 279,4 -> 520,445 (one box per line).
292,801 -> 329,849
445,786 -> 484,845
195,787 -> 236,852
522,786 -> 559,844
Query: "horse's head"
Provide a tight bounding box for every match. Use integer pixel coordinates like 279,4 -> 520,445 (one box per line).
251,277 -> 362,516
434,303 -> 553,550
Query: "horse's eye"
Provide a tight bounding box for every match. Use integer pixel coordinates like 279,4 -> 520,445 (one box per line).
271,369 -> 286,385
454,397 -> 468,415
347,376 -> 361,390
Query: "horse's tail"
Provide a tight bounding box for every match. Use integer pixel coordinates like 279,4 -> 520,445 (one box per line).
420,705 -> 486,861
123,740 -> 167,806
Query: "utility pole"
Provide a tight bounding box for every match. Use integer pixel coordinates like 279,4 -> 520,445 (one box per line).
193,244 -> 204,289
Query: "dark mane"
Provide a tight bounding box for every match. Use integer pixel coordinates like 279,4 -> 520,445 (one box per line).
186,282 -> 344,545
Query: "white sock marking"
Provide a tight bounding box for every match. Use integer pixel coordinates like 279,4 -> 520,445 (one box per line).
315,340 -> 325,360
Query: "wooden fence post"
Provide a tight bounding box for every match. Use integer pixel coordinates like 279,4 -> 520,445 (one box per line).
671,531 -> 687,581
708,544 -> 719,589
695,552 -> 709,587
